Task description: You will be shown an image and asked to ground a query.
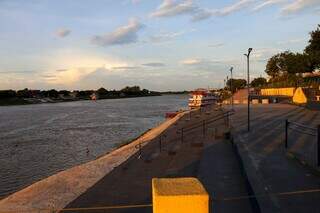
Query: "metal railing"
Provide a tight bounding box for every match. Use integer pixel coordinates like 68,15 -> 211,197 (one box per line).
284,119 -> 320,166
135,109 -> 234,160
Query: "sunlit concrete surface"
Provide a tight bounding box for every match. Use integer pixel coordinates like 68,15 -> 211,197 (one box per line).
227,104 -> 320,213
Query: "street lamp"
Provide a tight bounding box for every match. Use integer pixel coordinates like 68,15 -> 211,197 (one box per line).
230,67 -> 234,110
244,48 -> 253,132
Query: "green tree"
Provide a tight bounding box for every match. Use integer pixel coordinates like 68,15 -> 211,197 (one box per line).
97,87 -> 108,96
17,88 -> 31,98
226,79 -> 247,93
265,51 -> 312,81
251,77 -> 267,88
0,90 -> 16,99
305,24 -> 320,70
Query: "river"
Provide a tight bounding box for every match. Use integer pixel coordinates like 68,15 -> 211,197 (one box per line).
0,94 -> 187,197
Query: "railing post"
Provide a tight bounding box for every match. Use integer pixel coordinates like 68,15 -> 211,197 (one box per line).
203,120 -> 205,136
226,112 -> 230,127
285,119 -> 288,149
317,125 -> 320,167
181,128 -> 184,143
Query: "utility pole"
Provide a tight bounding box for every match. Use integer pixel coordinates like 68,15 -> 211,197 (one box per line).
230,67 -> 233,110
244,48 -> 253,132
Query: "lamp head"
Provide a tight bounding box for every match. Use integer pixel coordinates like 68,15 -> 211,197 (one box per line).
248,48 -> 253,54
230,67 -> 233,72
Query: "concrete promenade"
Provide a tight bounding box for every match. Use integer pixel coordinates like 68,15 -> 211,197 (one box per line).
228,104 -> 320,213
64,107 -> 253,213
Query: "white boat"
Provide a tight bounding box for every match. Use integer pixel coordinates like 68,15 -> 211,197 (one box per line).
188,89 -> 218,108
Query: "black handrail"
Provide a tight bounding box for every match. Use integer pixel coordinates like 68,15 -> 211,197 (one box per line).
135,109 -> 234,159
284,119 -> 320,166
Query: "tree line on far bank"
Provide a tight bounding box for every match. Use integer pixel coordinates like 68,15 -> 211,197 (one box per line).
0,86 -> 161,101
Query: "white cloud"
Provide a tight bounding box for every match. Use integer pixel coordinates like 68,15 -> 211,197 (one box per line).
91,18 -> 143,46
142,63 -> 165,67
216,0 -> 255,16
151,0 -> 257,21
149,31 -> 186,43
150,0 -> 196,18
208,43 -> 225,47
277,38 -> 305,45
191,8 -> 214,21
251,48 -> 283,62
253,0 -> 286,11
181,58 -> 203,65
55,28 -> 71,38
281,0 -> 320,15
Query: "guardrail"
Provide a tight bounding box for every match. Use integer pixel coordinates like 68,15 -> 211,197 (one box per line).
284,119 -> 320,166
135,109 -> 234,160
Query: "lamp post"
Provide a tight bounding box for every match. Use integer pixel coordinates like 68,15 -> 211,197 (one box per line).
230,67 -> 233,110
244,48 -> 253,132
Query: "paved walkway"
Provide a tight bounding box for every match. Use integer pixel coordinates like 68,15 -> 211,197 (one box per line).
228,104 -> 320,213
197,137 -> 252,213
64,107 -> 253,213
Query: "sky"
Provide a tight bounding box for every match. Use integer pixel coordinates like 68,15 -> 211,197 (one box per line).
0,0 -> 319,91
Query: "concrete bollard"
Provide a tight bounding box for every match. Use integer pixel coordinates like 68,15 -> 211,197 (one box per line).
152,177 -> 209,213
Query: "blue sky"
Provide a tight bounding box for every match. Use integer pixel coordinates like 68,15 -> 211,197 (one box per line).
0,0 -> 319,91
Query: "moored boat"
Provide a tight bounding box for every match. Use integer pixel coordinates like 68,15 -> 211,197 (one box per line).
188,89 -> 218,109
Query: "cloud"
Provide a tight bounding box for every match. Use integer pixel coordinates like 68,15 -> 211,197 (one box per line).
149,31 -> 185,43
55,28 -> 71,38
208,43 -> 225,47
253,0 -> 285,11
181,58 -> 228,65
181,58 -> 203,65
281,0 -> 320,15
191,8 -> 214,21
150,0 -> 196,18
277,38 -> 305,45
151,0 -> 256,21
111,66 -> 140,70
91,18 -> 143,46
0,70 -> 37,74
251,48 -> 283,62
142,62 -> 165,67
216,0 -> 255,16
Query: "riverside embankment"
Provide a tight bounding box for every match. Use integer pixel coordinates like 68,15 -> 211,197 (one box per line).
0,95 -> 187,197
0,109 -> 188,212
0,106 -> 254,213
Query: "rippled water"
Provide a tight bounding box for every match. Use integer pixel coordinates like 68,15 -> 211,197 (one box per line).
0,95 -> 187,197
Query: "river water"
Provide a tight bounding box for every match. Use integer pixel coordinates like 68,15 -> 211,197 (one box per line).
0,95 -> 187,197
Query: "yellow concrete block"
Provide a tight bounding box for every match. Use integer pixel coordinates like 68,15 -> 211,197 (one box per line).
293,87 -> 307,104
252,99 -> 259,104
152,177 -> 209,213
261,88 -> 295,97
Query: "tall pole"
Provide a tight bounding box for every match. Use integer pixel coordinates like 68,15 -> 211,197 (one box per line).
230,67 -> 233,110
244,48 -> 253,132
